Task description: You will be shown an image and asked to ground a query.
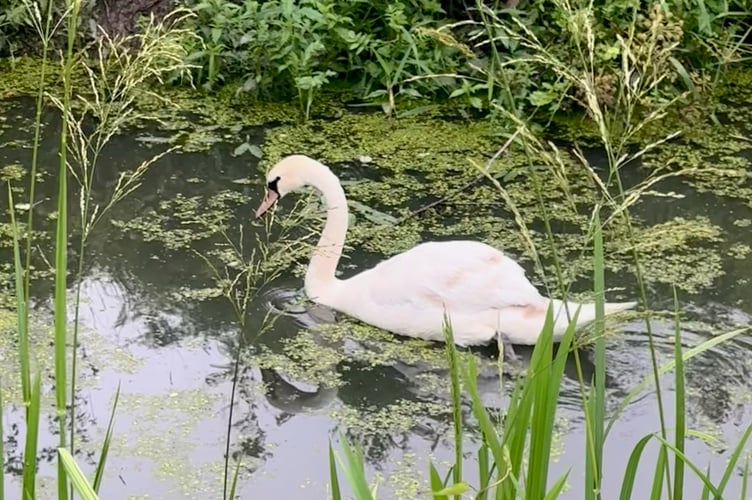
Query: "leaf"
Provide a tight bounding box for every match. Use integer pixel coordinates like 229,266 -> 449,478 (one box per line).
58,448 -> 100,500
528,90 -> 557,107
429,462 -> 447,500
432,482 -> 469,496
668,57 -> 695,93
233,143 -> 263,158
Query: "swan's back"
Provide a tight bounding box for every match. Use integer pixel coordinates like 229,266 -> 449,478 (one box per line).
342,240 -> 545,313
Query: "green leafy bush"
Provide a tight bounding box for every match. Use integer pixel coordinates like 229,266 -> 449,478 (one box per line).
178,0 -> 468,115
432,0 -> 752,119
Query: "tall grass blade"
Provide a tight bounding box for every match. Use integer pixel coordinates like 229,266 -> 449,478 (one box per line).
543,471 -> 570,500
92,384 -> 120,492
701,465 -> 711,500
526,304 -> 576,499
585,209 -> 606,500
740,459 -> 749,500
228,457 -> 242,500
715,423 -> 752,496
329,442 -> 342,500
22,367 -> 41,500
442,316 -> 463,497
502,307 -> 557,498
54,112 -> 70,500
619,434 -> 654,500
671,286 -> 685,500
606,326 -> 750,437
461,357 -> 506,489
57,0 -> 82,496
8,186 -> 30,404
477,442 -> 489,500
429,462 -> 447,500
334,435 -> 374,500
651,436 -> 720,496
650,445 -> 667,499
58,448 -> 99,500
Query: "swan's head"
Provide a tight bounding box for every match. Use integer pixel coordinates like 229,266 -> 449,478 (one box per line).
254,155 -> 317,218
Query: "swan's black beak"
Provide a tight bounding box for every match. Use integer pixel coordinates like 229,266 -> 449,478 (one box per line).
255,190 -> 279,218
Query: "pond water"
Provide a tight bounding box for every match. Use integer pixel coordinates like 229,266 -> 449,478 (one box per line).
0,94 -> 751,499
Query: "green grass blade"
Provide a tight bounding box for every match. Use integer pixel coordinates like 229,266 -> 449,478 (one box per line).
429,462 -> 447,500
526,304 -> 576,499
7,185 -> 31,405
54,123 -> 69,500
329,442 -> 342,500
228,457 -> 242,500
461,357 -> 506,489
335,435 -> 374,500
619,434 -> 655,500
671,287 -> 685,500
58,448 -> 99,500
477,442 -> 489,500
22,367 -> 41,500
716,422 -> 752,496
92,384 -> 120,492
740,459 -> 748,500
700,465 -> 711,500
504,306 -> 557,497
650,445 -> 667,500
543,471 -> 570,500
652,436 -> 720,497
442,315 -> 463,496
587,210 -> 606,500
606,326 -> 750,438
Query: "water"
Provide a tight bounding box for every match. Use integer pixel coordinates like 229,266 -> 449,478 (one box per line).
0,96 -> 751,499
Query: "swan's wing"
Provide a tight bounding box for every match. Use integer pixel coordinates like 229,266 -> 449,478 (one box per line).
360,241 -> 544,312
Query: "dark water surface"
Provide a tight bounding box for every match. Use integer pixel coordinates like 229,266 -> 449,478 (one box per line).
0,97 -> 751,499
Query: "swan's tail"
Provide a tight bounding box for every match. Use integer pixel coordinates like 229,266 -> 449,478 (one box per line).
548,299 -> 637,338
494,299 -> 637,345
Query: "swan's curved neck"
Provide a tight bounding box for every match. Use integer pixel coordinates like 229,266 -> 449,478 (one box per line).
304,168 -> 348,305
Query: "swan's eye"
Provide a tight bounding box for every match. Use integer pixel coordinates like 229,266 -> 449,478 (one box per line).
267,176 -> 281,194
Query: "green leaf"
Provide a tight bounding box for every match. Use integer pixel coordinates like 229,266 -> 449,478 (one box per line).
432,482 -> 469,496
429,462 -> 447,500
334,436 -> 374,500
715,422 -> 752,496
93,384 -> 120,492
7,185 -> 30,405
22,369 -> 41,500
58,448 -> 100,500
619,434 -> 655,500
668,57 -> 695,93
329,442 -> 342,500
672,286 -> 686,500
528,89 -> 556,107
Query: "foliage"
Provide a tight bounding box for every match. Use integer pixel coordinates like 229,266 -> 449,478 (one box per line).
177,0 -> 467,116
428,0 -> 752,119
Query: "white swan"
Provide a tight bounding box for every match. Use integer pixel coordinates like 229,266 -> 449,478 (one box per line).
255,155 -> 636,351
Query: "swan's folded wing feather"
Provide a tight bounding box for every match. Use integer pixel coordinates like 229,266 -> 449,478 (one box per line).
360,241 -> 544,312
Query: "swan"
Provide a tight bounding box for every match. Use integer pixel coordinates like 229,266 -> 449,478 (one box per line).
255,155 -> 636,354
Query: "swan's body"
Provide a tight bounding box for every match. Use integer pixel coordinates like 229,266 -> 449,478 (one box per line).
255,155 -> 636,347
